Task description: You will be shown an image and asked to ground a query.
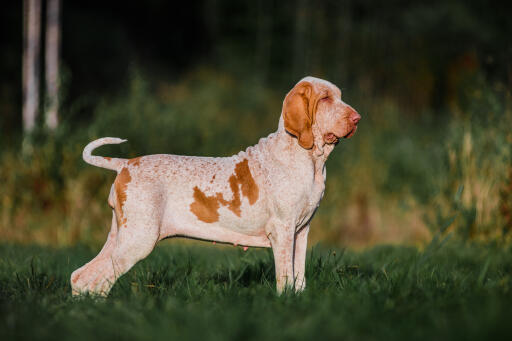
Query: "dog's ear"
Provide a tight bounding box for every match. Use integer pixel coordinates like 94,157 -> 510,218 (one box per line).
283,81 -> 317,149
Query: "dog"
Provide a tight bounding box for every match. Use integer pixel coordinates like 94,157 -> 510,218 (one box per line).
70,76 -> 361,296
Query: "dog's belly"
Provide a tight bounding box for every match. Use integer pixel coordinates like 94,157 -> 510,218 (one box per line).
165,224 -> 271,248
161,210 -> 270,247
159,183 -> 271,247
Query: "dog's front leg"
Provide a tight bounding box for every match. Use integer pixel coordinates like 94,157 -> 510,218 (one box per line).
293,224 -> 309,292
268,223 -> 295,294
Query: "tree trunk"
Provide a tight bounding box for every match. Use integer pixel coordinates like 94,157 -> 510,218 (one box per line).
22,0 -> 41,133
45,0 -> 60,130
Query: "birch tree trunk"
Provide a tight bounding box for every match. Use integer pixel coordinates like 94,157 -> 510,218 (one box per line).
22,0 -> 41,133
45,0 -> 60,130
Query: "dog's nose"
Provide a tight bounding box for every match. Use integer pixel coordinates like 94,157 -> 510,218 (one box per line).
351,112 -> 361,124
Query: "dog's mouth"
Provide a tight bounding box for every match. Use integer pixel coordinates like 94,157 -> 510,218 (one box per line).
324,125 -> 359,145
323,133 -> 339,144
342,126 -> 357,139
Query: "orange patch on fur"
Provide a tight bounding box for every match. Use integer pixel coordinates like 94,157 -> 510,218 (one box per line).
225,174 -> 242,216
128,157 -> 141,166
104,156 -> 111,161
190,186 -> 221,223
234,159 -> 259,205
190,159 -> 259,222
114,167 -> 132,227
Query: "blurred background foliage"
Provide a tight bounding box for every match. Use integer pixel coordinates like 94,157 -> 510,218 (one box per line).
0,0 -> 511,247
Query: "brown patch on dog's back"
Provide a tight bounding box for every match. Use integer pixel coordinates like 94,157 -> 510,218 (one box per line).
190,186 -> 221,223
104,156 -> 111,161
128,157 -> 141,166
225,174 -> 242,216
115,167 -> 132,226
190,159 -> 259,222
234,159 -> 259,205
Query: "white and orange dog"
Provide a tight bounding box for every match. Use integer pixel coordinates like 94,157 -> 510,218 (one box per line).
71,77 -> 361,296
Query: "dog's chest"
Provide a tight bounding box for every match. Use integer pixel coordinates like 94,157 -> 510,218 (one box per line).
266,159 -> 326,227
296,164 -> 326,226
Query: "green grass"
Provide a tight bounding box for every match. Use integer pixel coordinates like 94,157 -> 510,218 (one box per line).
1,240 -> 512,340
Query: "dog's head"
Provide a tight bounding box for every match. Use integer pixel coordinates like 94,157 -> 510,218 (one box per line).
282,77 -> 361,149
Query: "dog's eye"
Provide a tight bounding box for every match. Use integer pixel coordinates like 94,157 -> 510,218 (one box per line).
320,96 -> 331,102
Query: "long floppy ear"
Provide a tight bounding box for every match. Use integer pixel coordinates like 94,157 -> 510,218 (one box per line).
283,82 -> 315,149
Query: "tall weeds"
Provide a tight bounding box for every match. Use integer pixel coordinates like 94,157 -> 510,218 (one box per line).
0,69 -> 510,247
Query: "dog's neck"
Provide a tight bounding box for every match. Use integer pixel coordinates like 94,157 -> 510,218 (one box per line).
248,115 -> 333,177
275,115 -> 334,168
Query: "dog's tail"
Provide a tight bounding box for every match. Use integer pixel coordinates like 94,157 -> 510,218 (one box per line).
82,137 -> 127,172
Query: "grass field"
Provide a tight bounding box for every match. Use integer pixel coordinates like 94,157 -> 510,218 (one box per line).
1,239 -> 512,340
2,2 -> 511,340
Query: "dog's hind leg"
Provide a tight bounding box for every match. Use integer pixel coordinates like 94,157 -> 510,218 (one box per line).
71,208 -> 160,296
99,217 -> 160,295
70,210 -> 119,295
